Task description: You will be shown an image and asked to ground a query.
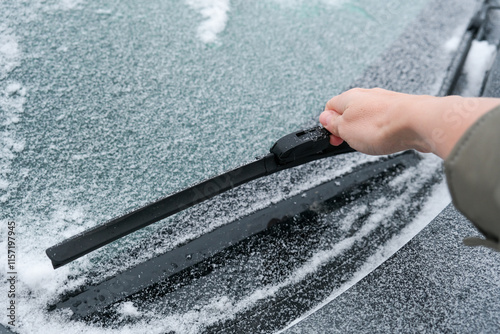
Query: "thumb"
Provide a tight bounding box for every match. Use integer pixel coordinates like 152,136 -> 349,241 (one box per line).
319,110 -> 344,146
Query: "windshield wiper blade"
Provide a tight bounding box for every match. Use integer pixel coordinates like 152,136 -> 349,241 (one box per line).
46,126 -> 354,269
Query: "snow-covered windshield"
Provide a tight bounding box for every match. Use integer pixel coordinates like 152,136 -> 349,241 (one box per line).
0,0 -> 477,333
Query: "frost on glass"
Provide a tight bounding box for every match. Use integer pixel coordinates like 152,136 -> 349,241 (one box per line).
0,0 -> 476,333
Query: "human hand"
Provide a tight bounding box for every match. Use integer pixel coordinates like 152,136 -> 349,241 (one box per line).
319,88 -> 500,159
319,88 -> 428,155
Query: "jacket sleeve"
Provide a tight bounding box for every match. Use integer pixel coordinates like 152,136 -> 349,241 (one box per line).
444,105 -> 500,247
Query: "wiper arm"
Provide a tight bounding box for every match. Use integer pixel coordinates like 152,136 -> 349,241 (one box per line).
45,126 -> 354,269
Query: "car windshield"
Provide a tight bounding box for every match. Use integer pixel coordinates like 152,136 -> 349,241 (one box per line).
0,0 -> 477,333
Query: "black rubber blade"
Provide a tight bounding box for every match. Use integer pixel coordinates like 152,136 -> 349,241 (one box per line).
46,154 -> 277,269
46,126 -> 354,269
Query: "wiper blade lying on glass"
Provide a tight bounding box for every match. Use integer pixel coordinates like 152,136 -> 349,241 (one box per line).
46,126 -> 355,269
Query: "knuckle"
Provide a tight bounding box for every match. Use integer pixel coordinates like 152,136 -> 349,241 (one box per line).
347,87 -> 364,94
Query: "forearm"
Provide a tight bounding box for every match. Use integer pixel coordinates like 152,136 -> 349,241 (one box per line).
409,95 -> 500,159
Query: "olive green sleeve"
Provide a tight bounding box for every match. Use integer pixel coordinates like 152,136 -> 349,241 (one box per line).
444,105 -> 500,249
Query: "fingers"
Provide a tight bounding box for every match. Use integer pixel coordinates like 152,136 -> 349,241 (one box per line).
325,93 -> 348,115
329,134 -> 344,146
321,88 -> 376,147
319,109 -> 344,146
319,110 -> 333,127
319,109 -> 339,133
324,88 -> 367,114
321,88 -> 372,144
321,87 -> 403,152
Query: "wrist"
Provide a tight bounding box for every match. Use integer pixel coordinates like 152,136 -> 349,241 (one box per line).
395,94 -> 439,155
407,95 -> 463,158
408,95 -> 500,159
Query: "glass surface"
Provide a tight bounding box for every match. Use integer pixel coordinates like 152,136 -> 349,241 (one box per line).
0,0 -> 451,333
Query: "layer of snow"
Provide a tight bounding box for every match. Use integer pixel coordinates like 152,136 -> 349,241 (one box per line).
0,27 -> 19,80
462,40 -> 497,97
186,0 -> 230,43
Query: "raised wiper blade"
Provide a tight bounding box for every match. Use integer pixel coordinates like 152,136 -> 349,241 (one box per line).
45,126 -> 354,269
